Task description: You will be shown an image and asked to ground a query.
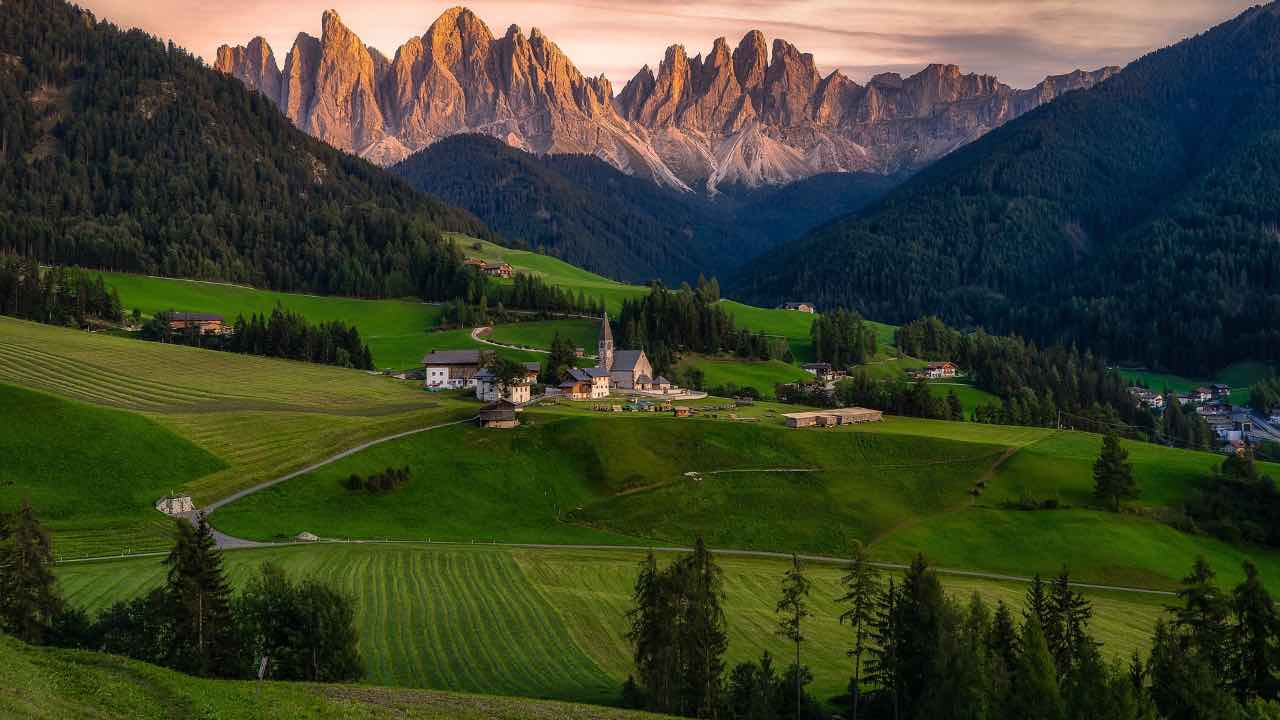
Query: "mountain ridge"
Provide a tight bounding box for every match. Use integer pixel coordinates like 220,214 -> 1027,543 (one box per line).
731,1 -> 1280,376
215,7 -> 1117,192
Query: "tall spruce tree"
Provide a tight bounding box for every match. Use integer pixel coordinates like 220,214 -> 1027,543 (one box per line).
1174,556 -> 1233,680
677,536 -> 728,718
776,554 -> 812,720
895,554 -> 948,719
0,501 -> 61,644
868,577 -> 901,720
1230,560 -> 1279,701
1005,617 -> 1066,720
836,540 -> 880,720
165,514 -> 240,677
1093,433 -> 1138,511
1048,567 -> 1095,679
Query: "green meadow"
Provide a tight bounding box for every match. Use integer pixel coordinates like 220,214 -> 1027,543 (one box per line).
100,270 -> 442,370
55,543 -> 1169,707
0,631 -> 672,720
485,319 -> 601,355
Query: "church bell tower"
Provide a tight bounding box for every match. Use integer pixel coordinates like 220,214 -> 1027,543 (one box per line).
598,312 -> 614,371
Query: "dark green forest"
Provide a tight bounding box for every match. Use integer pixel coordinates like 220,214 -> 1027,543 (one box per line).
733,3 -> 1280,376
392,134 -> 896,284
0,0 -> 491,299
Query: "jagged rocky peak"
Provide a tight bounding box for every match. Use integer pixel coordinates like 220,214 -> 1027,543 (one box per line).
215,6 -> 1120,193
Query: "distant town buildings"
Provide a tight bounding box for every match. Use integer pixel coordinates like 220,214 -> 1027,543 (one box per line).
462,257 -> 514,278
167,312 -> 226,334
781,302 -> 816,313
923,362 -> 958,380
474,368 -> 532,404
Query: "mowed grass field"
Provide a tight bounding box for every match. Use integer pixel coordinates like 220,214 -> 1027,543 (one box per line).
210,409 -> 1280,593
55,543 -> 1169,707
101,270 -> 443,370
675,355 -> 812,398
0,632 -> 674,720
486,319 -> 600,355
0,317 -> 475,555
0,383 -> 226,556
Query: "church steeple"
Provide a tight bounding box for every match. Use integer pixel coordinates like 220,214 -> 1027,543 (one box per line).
597,311 -> 614,371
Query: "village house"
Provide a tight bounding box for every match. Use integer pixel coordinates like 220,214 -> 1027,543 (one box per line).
474,368 -> 532,404
422,349 -> 490,390
1212,383 -> 1231,400
483,262 -> 513,278
783,407 -> 884,428
168,312 -> 226,334
1129,386 -> 1166,410
463,258 -> 486,269
523,362 -> 541,384
479,400 -> 520,429
1192,387 -> 1214,403
561,367 -> 610,399
923,362 -> 958,380
802,362 -> 833,378
781,302 -> 816,314
636,375 -> 674,393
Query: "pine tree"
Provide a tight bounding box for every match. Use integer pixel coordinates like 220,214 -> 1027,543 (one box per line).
836,540 -> 880,720
677,536 -> 727,718
1174,556 -> 1232,679
625,550 -> 667,711
868,578 -> 901,720
165,513 -> 240,677
1004,617 -> 1066,720
1230,560 -> 1279,701
1093,433 -> 1138,511
776,554 -> 812,720
1048,567 -> 1094,678
0,501 -> 62,644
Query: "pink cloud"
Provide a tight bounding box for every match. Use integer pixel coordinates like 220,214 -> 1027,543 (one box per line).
79,0 -> 1256,88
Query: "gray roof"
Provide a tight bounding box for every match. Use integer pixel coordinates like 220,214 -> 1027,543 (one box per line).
652,376 -> 671,385
612,350 -> 646,372
170,312 -> 223,322
524,362 -> 541,372
423,350 -> 482,366
474,368 -> 496,381
600,312 -> 613,344
636,374 -> 652,384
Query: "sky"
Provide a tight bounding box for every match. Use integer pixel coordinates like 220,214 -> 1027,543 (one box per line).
79,0 -> 1256,89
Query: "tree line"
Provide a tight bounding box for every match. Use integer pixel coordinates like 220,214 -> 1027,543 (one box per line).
140,307 -> 375,370
811,310 -> 878,368
622,537 -> 1280,720
0,503 -> 362,682
616,280 -> 788,376
0,255 -> 123,327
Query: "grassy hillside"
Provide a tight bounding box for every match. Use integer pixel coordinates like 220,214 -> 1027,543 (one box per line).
101,271 -> 442,370
486,320 -> 601,355
206,408 -> 1280,592
56,543 -> 1168,707
0,383 -> 225,556
0,317 -> 473,554
0,632 -> 671,720
675,356 -> 812,398
452,236 -> 648,315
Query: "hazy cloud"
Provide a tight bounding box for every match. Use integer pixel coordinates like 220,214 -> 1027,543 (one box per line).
79,0 -> 1255,88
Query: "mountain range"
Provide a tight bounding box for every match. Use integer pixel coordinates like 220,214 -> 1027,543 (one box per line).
214,7 -> 1117,193
733,1 -> 1280,375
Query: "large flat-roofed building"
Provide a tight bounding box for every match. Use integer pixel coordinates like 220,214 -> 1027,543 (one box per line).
782,407 -> 884,428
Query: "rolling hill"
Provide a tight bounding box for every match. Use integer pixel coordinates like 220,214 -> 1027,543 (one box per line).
733,1 -> 1280,377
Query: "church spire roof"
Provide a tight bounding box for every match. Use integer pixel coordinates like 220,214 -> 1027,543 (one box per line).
600,311 -> 613,344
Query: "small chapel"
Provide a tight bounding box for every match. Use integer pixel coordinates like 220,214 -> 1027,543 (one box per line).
596,312 -> 654,390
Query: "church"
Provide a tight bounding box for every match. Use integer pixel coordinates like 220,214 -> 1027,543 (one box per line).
596,312 -> 653,391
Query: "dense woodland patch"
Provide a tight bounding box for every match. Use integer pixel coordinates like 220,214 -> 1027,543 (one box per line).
734,4 -> 1280,376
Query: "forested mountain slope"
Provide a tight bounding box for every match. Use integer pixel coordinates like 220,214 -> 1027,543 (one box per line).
0,0 -> 491,298
733,2 -> 1280,376
393,134 -> 896,283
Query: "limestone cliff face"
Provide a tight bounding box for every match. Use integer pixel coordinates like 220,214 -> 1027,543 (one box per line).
215,6 -> 1118,192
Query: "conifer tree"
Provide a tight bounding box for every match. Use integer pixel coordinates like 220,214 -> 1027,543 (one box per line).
1174,556 -> 1233,679
776,554 -> 812,720
1093,432 -> 1138,511
1005,617 -> 1066,720
677,536 -> 727,718
836,540 -> 880,720
1230,559 -> 1279,701
0,501 -> 62,644
165,513 -> 240,677
1048,567 -> 1094,678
